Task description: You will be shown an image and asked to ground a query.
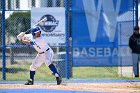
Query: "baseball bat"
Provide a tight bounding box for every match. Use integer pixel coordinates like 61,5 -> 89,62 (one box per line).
25,17 -> 47,34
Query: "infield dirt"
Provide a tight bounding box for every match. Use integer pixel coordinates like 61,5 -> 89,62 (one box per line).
0,82 -> 140,93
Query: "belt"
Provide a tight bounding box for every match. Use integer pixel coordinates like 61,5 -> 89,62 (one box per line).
39,48 -> 50,54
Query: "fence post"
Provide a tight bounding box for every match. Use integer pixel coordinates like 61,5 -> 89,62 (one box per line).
65,0 -> 70,79
134,0 -> 138,26
2,0 -> 6,80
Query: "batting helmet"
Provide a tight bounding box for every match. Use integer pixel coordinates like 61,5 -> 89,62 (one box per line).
31,26 -> 41,36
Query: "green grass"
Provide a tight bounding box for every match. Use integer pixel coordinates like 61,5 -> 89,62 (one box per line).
73,67 -> 118,79
0,64 -> 138,81
0,64 -> 54,81
73,67 -> 140,80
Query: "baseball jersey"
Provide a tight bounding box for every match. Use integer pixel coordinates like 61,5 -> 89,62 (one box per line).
23,34 -> 50,53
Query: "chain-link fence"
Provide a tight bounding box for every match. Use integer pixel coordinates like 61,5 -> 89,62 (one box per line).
71,0 -> 138,80
0,0 -> 70,81
0,0 -> 139,81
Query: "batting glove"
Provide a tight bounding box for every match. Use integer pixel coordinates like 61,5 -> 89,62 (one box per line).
17,32 -> 25,41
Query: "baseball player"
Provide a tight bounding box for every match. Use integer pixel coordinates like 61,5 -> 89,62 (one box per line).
17,26 -> 62,85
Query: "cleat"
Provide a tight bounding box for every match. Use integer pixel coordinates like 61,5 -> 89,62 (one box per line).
56,77 -> 62,85
25,79 -> 34,85
135,75 -> 139,77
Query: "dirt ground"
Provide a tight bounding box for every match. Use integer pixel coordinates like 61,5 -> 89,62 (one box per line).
0,82 -> 140,93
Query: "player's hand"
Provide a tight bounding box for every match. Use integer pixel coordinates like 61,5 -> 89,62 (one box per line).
17,32 -> 25,41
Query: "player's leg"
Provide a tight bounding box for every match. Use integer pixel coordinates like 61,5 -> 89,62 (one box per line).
137,54 -> 140,77
132,53 -> 139,77
25,54 -> 44,85
48,63 -> 62,85
48,63 -> 60,77
45,50 -> 62,85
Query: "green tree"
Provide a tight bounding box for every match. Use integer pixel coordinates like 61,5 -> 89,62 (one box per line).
5,12 -> 30,44
6,12 -> 31,37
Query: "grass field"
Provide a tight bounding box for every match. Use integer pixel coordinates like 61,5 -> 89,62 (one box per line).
0,64 -> 139,81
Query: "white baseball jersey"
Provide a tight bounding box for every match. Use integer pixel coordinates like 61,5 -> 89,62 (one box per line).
23,34 -> 50,53
23,33 -> 54,71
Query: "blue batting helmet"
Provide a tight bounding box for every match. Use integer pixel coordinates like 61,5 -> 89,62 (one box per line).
31,27 -> 41,36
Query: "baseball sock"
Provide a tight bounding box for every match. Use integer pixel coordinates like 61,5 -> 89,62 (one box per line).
30,71 -> 35,81
48,64 -> 59,77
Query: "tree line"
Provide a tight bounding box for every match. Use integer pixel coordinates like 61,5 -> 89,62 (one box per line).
0,12 -> 30,45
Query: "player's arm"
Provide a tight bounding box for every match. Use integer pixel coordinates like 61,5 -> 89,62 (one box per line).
17,32 -> 25,41
17,32 -> 30,46
21,39 -> 30,46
